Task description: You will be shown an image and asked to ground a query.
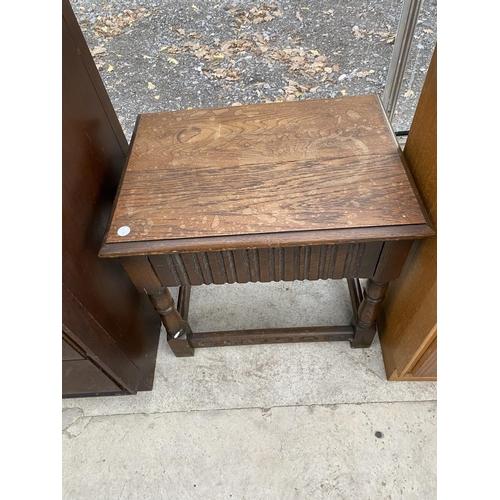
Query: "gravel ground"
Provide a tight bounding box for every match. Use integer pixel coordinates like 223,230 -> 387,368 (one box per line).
71,0 -> 437,141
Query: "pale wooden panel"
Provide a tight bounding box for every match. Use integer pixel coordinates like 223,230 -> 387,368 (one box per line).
411,335 -> 437,378
378,47 -> 437,381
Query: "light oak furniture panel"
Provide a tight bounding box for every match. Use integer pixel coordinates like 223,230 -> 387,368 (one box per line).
378,47 -> 437,381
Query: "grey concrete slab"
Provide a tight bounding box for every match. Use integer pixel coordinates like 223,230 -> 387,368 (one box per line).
63,280 -> 436,417
63,400 -> 436,500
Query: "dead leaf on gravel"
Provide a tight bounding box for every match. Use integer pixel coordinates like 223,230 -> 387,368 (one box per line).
352,26 -> 366,40
265,47 -> 337,81
166,45 -> 184,55
282,79 -> 311,101
147,82 -> 156,89
224,69 -> 242,81
95,61 -> 105,69
218,34 -> 267,59
296,12 -> 303,22
251,33 -> 267,44
182,41 -> 223,62
107,64 -> 114,72
252,45 -> 268,56
184,41 -> 200,50
167,57 -> 179,65
356,70 -> 375,78
377,31 -> 396,44
235,3 -> 283,25
202,67 -> 241,81
90,45 -> 106,57
94,8 -> 153,40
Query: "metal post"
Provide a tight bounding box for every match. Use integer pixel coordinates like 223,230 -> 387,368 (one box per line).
383,0 -> 423,122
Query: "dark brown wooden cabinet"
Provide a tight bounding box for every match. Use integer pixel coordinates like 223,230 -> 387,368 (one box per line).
62,0 -> 160,397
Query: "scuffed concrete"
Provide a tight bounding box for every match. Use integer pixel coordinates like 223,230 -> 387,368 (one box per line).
63,401 -> 436,500
62,407 -> 84,431
63,279 -> 436,499
63,280 -> 436,418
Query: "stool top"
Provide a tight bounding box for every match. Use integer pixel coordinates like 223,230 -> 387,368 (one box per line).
101,95 -> 433,256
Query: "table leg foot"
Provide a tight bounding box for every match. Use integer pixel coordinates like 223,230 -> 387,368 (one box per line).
149,288 -> 195,357
350,279 -> 389,348
167,329 -> 195,357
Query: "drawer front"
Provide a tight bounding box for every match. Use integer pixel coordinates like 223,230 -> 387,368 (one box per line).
62,360 -> 123,396
149,242 -> 383,287
62,338 -> 84,361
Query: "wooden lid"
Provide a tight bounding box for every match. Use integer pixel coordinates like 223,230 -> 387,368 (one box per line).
103,95 -> 430,251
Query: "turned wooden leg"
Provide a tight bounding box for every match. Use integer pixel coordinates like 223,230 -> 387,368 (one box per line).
351,279 -> 389,348
119,256 -> 195,357
149,287 -> 195,357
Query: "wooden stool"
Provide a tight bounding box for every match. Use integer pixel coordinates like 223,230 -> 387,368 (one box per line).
99,95 -> 434,357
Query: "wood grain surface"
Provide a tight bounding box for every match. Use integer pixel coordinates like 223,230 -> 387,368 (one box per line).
62,359 -> 123,396
410,335 -> 437,378
378,47 -> 437,381
100,224 -> 434,257
105,95 -> 427,244
63,0 -> 160,395
189,326 -> 354,348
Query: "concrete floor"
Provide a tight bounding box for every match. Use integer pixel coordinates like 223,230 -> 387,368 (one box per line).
62,279 -> 437,499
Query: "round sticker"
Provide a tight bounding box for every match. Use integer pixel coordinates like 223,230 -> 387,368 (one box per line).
117,226 -> 131,236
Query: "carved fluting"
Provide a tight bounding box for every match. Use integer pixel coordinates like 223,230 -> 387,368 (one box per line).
150,242 -> 380,286
197,252 -> 213,284
276,247 -> 285,280
172,254 -> 190,285
267,248 -> 275,281
248,249 -> 260,282
223,250 -> 237,283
